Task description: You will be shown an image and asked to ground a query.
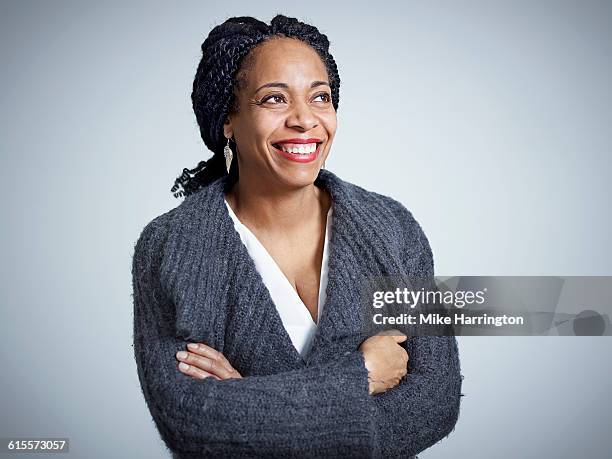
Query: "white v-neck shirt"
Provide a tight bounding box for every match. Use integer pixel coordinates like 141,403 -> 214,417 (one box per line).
224,198 -> 332,357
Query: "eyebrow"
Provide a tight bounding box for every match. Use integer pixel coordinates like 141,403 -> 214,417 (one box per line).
254,80 -> 330,94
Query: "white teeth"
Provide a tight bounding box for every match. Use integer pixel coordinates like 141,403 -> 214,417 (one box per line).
277,143 -> 317,154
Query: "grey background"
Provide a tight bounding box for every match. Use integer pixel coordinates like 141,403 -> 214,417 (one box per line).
1,0 -> 610,457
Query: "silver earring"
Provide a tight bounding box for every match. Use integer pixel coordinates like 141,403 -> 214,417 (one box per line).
224,136 -> 233,174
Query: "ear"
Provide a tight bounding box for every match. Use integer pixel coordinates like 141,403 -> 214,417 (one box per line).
223,117 -> 233,140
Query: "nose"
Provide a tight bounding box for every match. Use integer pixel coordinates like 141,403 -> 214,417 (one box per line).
286,99 -> 318,131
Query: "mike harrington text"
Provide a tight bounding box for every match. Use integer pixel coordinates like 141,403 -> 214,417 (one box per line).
373,313 -> 525,327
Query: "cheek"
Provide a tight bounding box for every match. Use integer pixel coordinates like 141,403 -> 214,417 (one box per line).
320,111 -> 337,136
249,111 -> 285,141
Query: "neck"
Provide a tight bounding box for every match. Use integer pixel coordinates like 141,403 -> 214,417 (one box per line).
225,172 -> 331,235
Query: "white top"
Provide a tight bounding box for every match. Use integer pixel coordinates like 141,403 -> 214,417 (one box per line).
224,198 -> 333,357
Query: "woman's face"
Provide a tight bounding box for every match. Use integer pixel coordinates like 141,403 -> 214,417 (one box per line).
225,37 -> 337,189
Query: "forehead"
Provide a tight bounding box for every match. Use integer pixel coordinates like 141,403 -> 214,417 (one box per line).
245,37 -> 328,89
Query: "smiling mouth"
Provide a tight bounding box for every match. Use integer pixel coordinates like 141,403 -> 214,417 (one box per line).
271,142 -> 323,154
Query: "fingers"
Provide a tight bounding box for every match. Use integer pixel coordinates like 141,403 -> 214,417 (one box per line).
176,343 -> 241,380
189,343 -> 236,374
188,343 -> 240,378
377,329 -> 408,343
368,365 -> 408,395
177,360 -> 221,380
389,329 -> 408,343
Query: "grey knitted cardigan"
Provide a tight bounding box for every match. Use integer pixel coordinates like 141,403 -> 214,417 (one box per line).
132,168 -> 462,458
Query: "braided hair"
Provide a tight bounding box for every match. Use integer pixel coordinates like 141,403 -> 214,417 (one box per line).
170,14 -> 341,198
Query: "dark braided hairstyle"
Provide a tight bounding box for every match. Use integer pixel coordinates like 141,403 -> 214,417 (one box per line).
170,14 -> 341,198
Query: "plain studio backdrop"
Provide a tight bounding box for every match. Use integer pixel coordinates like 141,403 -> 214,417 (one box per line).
1,1 -> 610,458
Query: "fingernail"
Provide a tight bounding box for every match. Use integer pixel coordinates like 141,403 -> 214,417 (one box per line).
179,362 -> 189,371
187,343 -> 198,350
177,351 -> 188,359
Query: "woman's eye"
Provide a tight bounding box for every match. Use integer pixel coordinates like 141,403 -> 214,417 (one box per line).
313,93 -> 331,103
262,94 -> 286,104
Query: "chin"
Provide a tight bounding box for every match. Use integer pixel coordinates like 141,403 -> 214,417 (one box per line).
268,145 -> 326,188
273,165 -> 322,189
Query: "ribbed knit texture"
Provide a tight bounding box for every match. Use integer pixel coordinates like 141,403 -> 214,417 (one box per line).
132,168 -> 463,458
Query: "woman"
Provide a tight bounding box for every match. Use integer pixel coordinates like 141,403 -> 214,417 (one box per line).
132,14 -> 462,458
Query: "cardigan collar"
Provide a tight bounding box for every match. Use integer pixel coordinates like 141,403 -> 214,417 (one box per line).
160,168 -> 407,370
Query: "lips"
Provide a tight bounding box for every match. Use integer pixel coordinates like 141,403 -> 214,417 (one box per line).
273,137 -> 323,144
272,138 -> 323,153
272,142 -> 320,154
271,140 -> 323,163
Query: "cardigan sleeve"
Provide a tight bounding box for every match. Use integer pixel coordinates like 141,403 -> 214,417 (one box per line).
367,202 -> 463,458
132,217 -> 376,458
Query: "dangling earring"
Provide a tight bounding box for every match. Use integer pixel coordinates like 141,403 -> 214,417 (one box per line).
224,136 -> 233,174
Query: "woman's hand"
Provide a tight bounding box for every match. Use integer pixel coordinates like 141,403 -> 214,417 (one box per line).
359,329 -> 409,395
176,342 -> 243,380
